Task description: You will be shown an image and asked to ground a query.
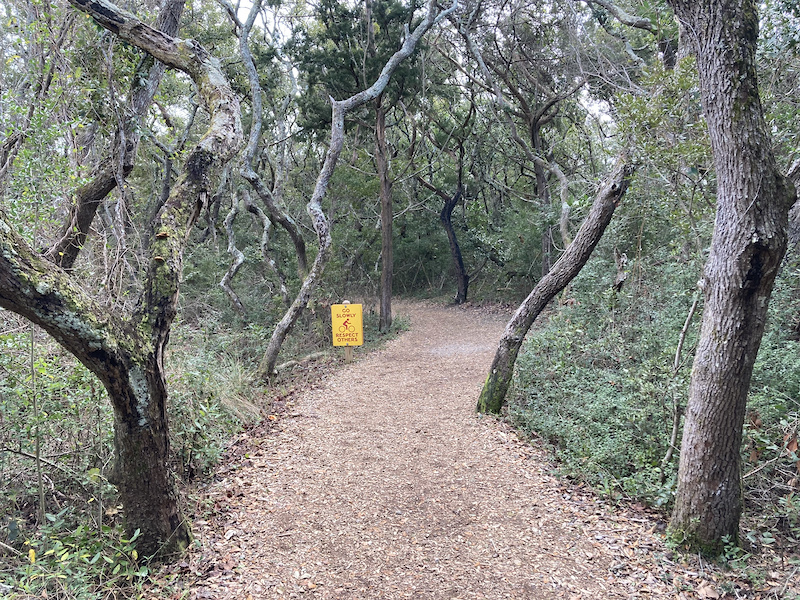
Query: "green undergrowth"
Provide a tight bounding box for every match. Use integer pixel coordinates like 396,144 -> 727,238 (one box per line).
509,251 -> 699,507
508,248 -> 800,552
0,288 -> 410,598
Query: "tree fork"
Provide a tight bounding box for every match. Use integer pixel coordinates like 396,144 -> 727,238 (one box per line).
46,0 -> 185,269
0,0 -> 246,558
477,156 -> 633,414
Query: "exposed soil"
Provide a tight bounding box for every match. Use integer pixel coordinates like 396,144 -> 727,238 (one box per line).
177,301 -> 797,599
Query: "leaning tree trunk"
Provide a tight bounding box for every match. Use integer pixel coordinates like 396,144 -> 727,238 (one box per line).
376,96 -> 394,331
477,156 -> 633,413
0,0 -> 242,557
666,0 -> 795,553
0,224 -> 191,557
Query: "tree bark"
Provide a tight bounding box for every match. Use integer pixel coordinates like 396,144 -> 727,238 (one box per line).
0,0 -> 242,557
220,194 -> 246,316
45,0 -> 184,269
418,177 -> 469,304
786,159 -> 800,247
0,218 -> 187,557
440,186 -> 468,304
243,191 -> 292,307
376,95 -> 394,330
477,156 -> 633,413
532,127 -> 553,276
666,0 -> 795,553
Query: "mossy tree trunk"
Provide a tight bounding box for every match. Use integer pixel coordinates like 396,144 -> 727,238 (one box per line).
0,0 -> 242,557
477,156 -> 633,414
665,0 -> 795,554
0,225 -> 190,556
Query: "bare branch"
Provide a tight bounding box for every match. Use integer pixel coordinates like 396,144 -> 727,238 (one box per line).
220,193 -> 246,316
583,0 -> 656,33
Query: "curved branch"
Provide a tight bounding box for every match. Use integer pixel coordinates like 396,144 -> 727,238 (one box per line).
46,0 -> 185,269
243,190 -> 291,307
0,215 -> 142,378
66,0 -> 243,332
220,195 -> 246,316
233,0 -> 308,277
583,0 -> 656,33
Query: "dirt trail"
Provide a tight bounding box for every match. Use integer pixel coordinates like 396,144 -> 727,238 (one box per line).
186,301 -> 677,599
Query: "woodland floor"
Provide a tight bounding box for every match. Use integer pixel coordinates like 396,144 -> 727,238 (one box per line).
172,301 -> 799,600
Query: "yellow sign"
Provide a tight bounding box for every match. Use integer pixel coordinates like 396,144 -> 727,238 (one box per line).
331,303 -> 363,347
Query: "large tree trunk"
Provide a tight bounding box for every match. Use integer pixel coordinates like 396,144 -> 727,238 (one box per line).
477,156 -> 633,414
0,224 -> 189,557
376,96 -> 394,331
666,0 -> 795,553
0,0 -> 242,557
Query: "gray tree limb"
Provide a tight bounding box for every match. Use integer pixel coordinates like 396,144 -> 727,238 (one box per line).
477,155 -> 634,413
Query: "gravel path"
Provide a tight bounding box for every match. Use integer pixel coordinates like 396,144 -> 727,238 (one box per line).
185,301 -> 688,599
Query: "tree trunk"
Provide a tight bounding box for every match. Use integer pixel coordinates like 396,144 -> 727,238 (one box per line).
532,127 -> 553,276
666,0 -> 795,553
786,160 -> 800,247
376,96 -> 393,331
418,177 -> 470,304
220,194 -> 246,316
235,0 -> 308,279
440,186 -> 468,304
477,156 -> 633,413
0,0 -> 243,558
0,224 -> 189,557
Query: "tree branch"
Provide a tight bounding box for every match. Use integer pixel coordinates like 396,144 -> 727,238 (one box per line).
583,0 -> 656,34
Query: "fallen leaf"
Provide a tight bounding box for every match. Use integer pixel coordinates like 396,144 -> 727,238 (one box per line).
696,581 -> 720,599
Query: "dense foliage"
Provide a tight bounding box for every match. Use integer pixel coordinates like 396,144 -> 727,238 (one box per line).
0,0 -> 799,594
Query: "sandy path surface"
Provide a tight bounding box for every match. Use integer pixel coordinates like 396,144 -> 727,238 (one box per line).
186,301 -> 677,599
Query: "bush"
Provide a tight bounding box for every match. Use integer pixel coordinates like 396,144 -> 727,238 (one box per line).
508,247 -> 702,506
509,244 -> 800,535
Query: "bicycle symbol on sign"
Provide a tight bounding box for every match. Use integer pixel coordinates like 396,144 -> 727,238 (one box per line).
338,318 -> 355,333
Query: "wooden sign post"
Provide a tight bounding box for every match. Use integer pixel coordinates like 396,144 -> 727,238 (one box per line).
331,301 -> 363,362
